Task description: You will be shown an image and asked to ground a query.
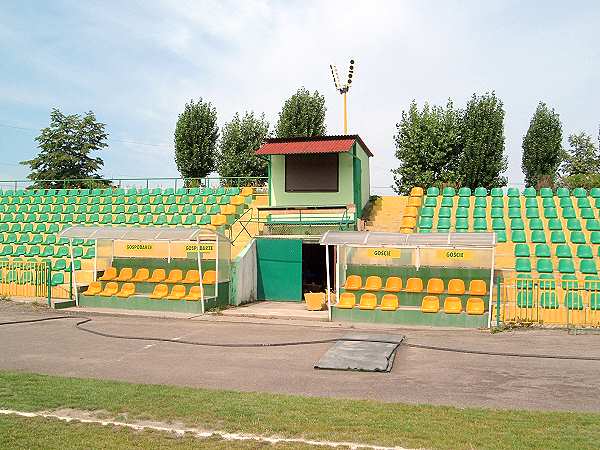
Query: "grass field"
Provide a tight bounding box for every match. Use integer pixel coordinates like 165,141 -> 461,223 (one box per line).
1,370 -> 599,449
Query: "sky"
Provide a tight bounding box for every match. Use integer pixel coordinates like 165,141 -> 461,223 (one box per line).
0,0 -> 598,193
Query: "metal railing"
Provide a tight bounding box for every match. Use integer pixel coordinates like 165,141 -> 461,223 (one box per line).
496,277 -> 600,328
0,260 -> 49,299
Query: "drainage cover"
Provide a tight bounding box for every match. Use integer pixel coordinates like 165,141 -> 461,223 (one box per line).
314,333 -> 405,372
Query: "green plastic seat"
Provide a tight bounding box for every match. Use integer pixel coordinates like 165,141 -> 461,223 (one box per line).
458,187 -> 471,197
555,245 -> 572,258
577,197 -> 591,208
50,273 -> 64,286
112,213 -> 124,224
586,219 -> 600,232
169,215 -> 182,225
183,215 -> 196,226
560,274 -> 581,291
455,207 -> 468,218
566,219 -> 582,231
490,187 -> 503,197
153,204 -> 165,214
440,197 -> 454,208
564,291 -> 583,310
539,273 -> 556,290
472,187 -> 485,197
455,218 -> 468,231
510,218 -> 524,230
127,205 -> 139,214
511,230 -> 526,243
580,260 -> 598,274
535,244 -> 551,258
180,204 -> 193,215
438,207 -> 451,218
570,231 -> 586,244
547,219 -> 562,231
491,207 -> 503,218
589,188 -> 600,199
473,207 -> 486,218
536,258 -> 553,273
542,197 -> 555,208
83,247 -> 95,259
100,214 -> 112,225
516,290 -> 534,308
580,208 -> 595,220
13,245 -> 26,257
491,197 -> 504,208
572,188 -> 587,198
525,197 -> 538,208
507,187 -> 519,197
531,230 -> 546,243
492,218 -> 505,230
126,214 -> 140,225
559,197 -> 574,208
508,197 -> 521,208
472,197 -> 486,208
514,244 -> 530,257
515,258 -> 532,273
591,232 -> 600,245
426,187 -> 439,197
525,208 -> 539,219
167,204 -> 179,214
508,207 -> 521,219
539,187 -> 553,198
155,214 -> 167,225
558,258 -> 575,274
576,245 -> 593,259
436,217 -> 451,230
523,187 -> 536,197
55,247 -> 69,258
163,195 -> 176,205
543,207 -> 557,219
529,219 -> 543,230
424,197 -> 437,207
420,207 -> 434,218
442,187 -> 456,197
555,187 -> 569,198
139,214 -> 152,225
540,292 -> 559,309
53,259 -> 67,271
150,195 -> 163,205
198,215 -> 211,226
495,230 -> 507,242
139,205 -> 151,214
113,205 -> 125,214
17,234 -> 30,244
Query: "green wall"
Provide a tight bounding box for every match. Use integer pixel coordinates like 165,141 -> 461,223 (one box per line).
356,142 -> 371,209
256,238 -> 303,301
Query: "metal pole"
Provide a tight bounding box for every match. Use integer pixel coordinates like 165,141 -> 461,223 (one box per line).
47,262 -> 52,307
326,244 -> 331,321
335,244 -> 340,312
215,234 -> 219,301
343,92 -> 348,134
93,239 -> 97,281
69,238 -> 79,306
487,245 -> 496,329
197,237 -> 205,314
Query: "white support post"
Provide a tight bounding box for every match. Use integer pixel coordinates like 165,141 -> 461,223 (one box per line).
487,244 -> 496,328
335,245 -> 340,313
215,234 -> 219,300
69,239 -> 79,306
325,244 -> 331,321
93,239 -> 97,281
197,237 -> 205,314
168,241 -> 171,264
415,246 -> 421,271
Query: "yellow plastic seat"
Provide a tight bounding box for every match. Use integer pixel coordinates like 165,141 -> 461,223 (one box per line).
469,280 -> 487,296
343,275 -> 362,291
202,270 -> 217,284
115,267 -> 133,282
131,268 -> 150,282
116,282 -> 135,298
149,283 -> 168,299
336,292 -> 356,309
99,282 -> 119,297
444,297 -> 463,314
83,281 -> 102,296
98,267 -> 117,281
211,214 -> 227,226
148,268 -> 166,283
426,278 -> 444,294
466,297 -> 485,315
405,277 -> 424,293
401,216 -> 417,228
182,270 -> 200,283
383,276 -> 402,292
408,196 -> 422,207
230,195 -> 245,206
448,279 -> 466,295
359,293 -> 377,310
220,204 -> 236,215
410,187 -> 424,197
240,186 -> 253,197
167,284 -> 186,300
380,294 -> 399,311
183,286 -> 202,301
403,206 -> 418,218
421,295 -> 440,313
364,275 -> 382,291
165,269 -> 183,283
400,227 -> 414,234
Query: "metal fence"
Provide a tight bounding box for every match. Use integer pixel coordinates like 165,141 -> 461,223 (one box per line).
0,260 -> 49,300
496,277 -> 600,328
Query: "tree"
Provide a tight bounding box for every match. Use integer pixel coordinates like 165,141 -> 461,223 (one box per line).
458,92 -> 507,189
21,108 -> 108,188
174,98 -> 219,181
521,102 -> 563,188
274,87 -> 326,138
392,100 -> 462,194
562,132 -> 600,177
218,112 -> 270,180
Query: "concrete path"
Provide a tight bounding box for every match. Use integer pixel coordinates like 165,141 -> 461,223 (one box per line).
1,302 -> 600,412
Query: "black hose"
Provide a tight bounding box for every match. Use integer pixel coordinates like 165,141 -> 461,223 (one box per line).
2,315 -> 600,361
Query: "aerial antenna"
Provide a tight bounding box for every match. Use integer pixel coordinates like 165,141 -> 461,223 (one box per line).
329,58 -> 355,134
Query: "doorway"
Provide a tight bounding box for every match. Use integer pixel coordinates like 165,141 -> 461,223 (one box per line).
302,242 -> 334,294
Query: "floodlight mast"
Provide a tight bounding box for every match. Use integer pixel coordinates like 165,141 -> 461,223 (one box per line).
329,59 -> 355,134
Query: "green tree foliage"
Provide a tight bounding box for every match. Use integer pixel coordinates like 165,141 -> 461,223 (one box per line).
274,87 -> 326,138
562,132 -> 600,177
458,92 -> 507,189
392,100 -> 462,194
521,102 -> 563,188
218,112 -> 270,180
174,98 -> 219,180
21,108 -> 108,188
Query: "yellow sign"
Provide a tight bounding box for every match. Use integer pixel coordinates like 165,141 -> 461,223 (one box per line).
113,241 -> 215,258
183,244 -> 214,253
367,248 -> 401,258
438,249 -> 474,261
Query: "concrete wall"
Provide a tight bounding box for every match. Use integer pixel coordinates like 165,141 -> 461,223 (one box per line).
229,239 -> 257,306
356,142 -> 371,209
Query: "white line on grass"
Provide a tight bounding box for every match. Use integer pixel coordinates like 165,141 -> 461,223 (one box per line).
0,408 -> 414,450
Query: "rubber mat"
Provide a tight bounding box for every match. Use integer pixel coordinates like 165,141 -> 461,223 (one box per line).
314,333 -> 405,372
